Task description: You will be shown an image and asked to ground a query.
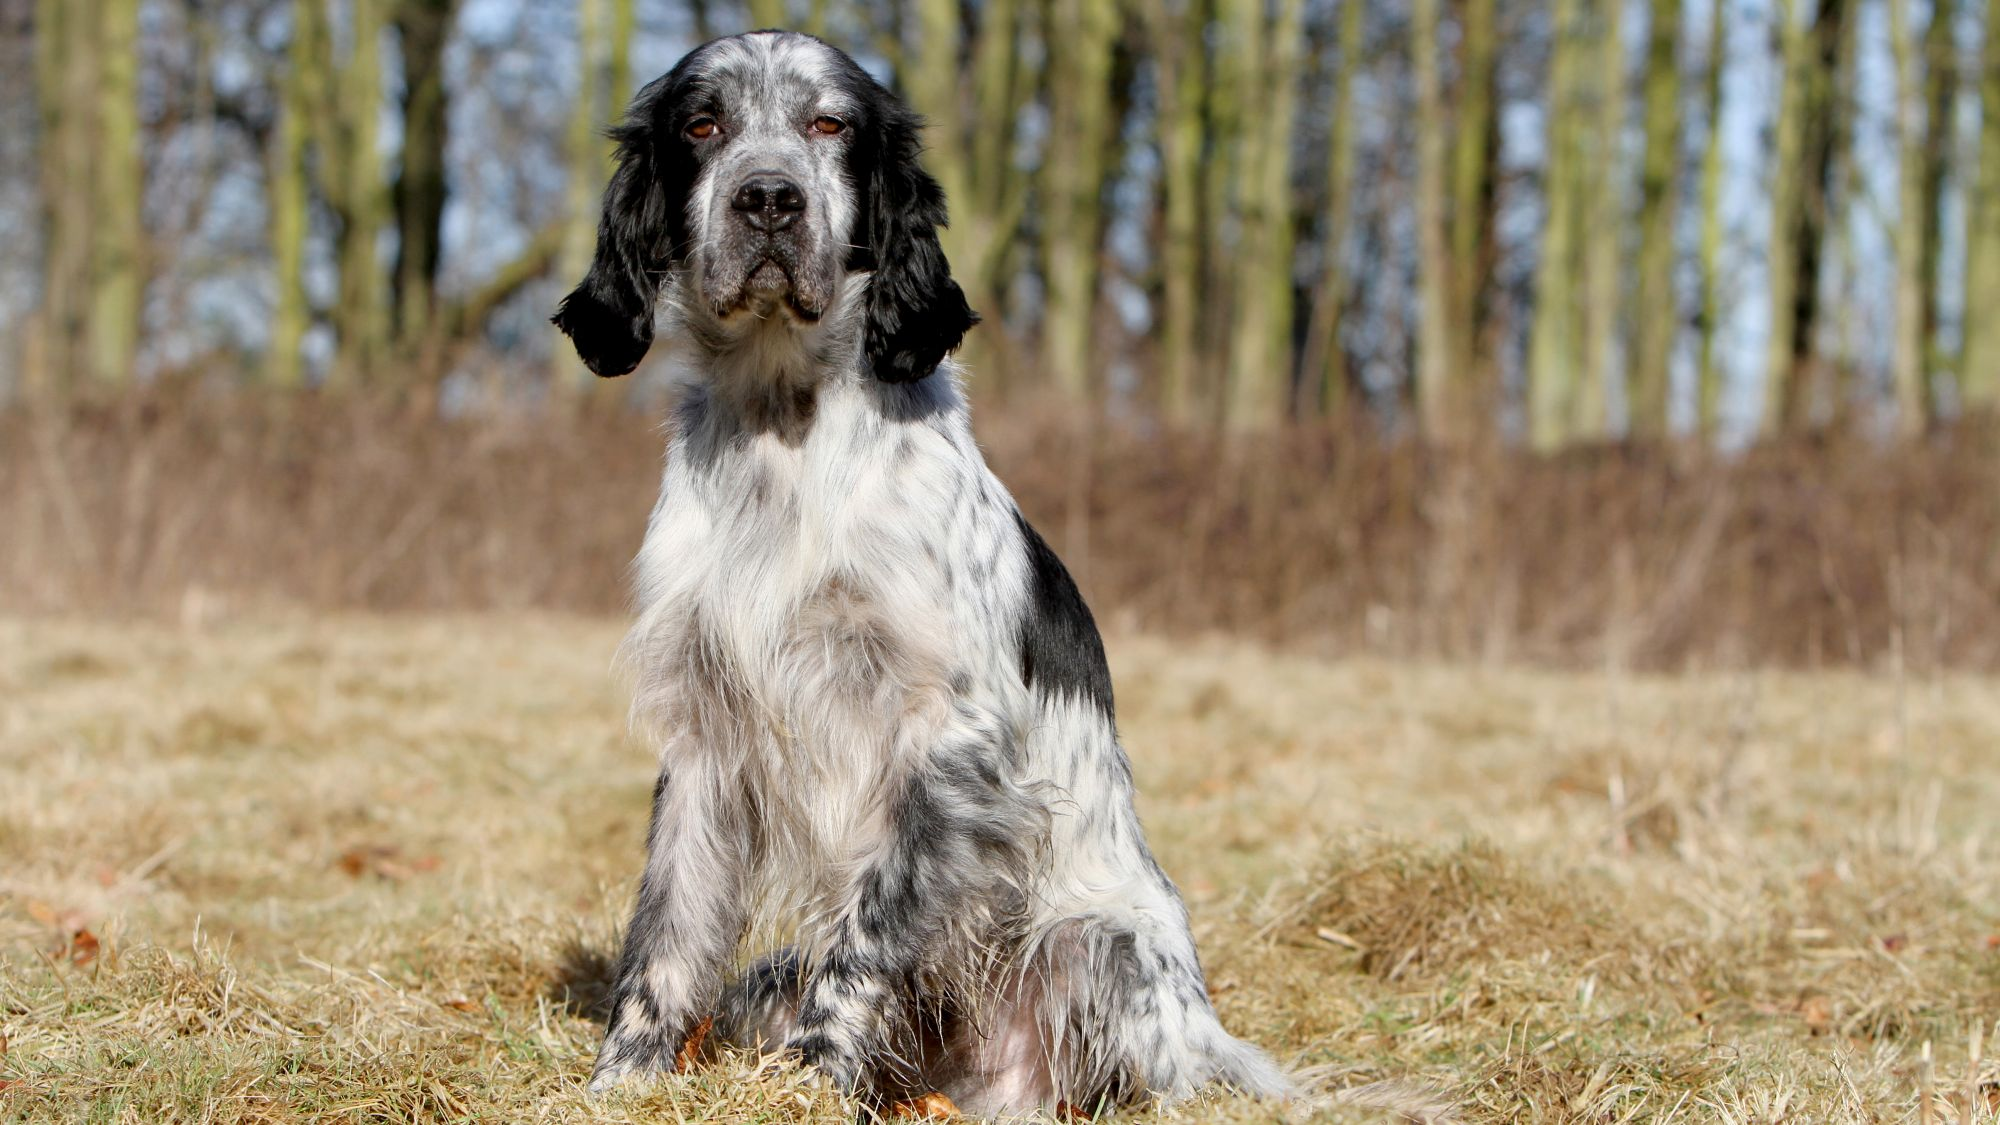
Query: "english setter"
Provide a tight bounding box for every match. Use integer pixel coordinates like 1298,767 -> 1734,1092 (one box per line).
553,30 -> 1290,1117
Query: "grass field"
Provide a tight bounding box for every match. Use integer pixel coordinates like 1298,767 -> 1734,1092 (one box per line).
2,615 -> 1997,1123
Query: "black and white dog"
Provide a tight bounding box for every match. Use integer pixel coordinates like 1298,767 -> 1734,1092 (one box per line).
554,30 -> 1289,1117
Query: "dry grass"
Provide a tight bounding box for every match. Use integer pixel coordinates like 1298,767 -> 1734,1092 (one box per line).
10,388 -> 2000,670
4,615 -> 2000,1122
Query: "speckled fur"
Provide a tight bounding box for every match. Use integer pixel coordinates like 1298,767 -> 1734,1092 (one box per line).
555,31 -> 1291,1117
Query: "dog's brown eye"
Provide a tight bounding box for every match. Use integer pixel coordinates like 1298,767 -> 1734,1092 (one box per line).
811,115 -> 846,136
686,116 -> 719,140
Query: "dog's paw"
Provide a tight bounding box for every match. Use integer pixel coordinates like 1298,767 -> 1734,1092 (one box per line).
586,1015 -> 713,1096
783,1031 -> 865,1090
586,1057 -> 645,1096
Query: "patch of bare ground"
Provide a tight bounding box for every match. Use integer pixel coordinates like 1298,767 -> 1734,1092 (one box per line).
3,616 -> 1999,1121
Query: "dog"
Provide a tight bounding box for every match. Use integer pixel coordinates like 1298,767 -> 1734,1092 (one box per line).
552,29 -> 1291,1117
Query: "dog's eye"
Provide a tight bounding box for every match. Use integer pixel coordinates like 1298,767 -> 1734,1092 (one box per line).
685,116 -> 719,140
810,115 -> 846,136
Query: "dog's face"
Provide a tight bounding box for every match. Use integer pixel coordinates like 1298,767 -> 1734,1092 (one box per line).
553,31 -> 977,384
673,34 -> 857,326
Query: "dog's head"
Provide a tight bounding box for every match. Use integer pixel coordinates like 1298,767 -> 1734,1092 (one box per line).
552,31 -> 976,383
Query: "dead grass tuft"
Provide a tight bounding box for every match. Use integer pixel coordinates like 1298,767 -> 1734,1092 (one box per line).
1291,838 -> 1633,984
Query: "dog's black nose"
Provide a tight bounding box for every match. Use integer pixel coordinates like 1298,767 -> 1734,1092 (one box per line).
731,175 -> 806,232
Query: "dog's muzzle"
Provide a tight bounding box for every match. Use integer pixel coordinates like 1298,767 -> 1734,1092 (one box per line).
707,171 -> 826,320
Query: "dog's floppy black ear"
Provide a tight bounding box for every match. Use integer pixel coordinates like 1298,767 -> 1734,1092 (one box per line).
852,102 -> 979,383
552,79 -> 691,378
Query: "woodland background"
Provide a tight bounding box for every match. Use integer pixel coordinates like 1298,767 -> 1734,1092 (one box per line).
8,7 -> 2000,1119
4,0 -> 2000,669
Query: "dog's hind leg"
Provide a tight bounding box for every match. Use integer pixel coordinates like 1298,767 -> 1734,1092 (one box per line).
716,947 -> 804,1051
780,728 -> 1044,1092
948,912 -> 1291,1116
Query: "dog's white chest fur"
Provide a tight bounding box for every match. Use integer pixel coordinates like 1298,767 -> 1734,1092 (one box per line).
623,373 -> 1026,891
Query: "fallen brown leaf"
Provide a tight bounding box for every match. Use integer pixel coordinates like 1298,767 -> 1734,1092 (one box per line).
675,1015 -> 713,1073
890,1092 -> 961,1119
335,845 -> 440,881
69,928 -> 100,965
1800,995 -> 1833,1035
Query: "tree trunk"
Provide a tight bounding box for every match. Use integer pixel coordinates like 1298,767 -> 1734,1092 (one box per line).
1761,0 -> 1806,434
1890,0 -> 1927,436
910,0 -> 965,209
1225,0 -> 1304,430
1299,0 -> 1364,421
1450,0 -> 1500,417
1529,0 -> 1587,450
1199,0 -> 1249,416
1966,0 -> 2000,407
554,0 -> 609,394
1763,0 -> 1846,435
1576,0 -> 1627,441
951,0 -> 1034,392
1630,0 -> 1684,439
87,0 -> 143,387
1695,0 -> 1726,437
34,0 -> 98,394
967,0 -> 1032,296
331,0 -> 390,386
1918,0 -> 1957,403
1038,0 -> 1119,402
267,0 -> 318,388
1151,0 -> 1209,423
1411,0 -> 1458,439
391,0 -> 456,356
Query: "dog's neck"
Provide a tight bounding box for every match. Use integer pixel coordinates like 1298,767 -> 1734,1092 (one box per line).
664,270 -> 960,448
662,271 -> 863,443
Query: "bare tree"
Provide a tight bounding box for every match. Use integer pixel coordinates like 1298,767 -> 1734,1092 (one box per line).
392,0 -> 459,356
1631,0 -> 1684,439
1968,0 -> 2000,406
1695,0 -> 1727,436
1412,0 -> 1458,439
1763,0 -> 1849,434
1529,0 -> 1588,450
1890,0 -> 1926,435
1299,0 -> 1365,421
1224,0 -> 1305,430
1038,0 -> 1119,402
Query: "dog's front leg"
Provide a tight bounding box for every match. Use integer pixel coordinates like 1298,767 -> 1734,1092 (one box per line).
786,741 -> 1041,1091
590,761 -> 749,1093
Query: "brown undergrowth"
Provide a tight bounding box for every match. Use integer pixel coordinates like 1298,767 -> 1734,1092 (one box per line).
7,386 -> 2000,670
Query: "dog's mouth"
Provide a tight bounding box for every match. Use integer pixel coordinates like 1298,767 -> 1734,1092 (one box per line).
710,249 -> 826,323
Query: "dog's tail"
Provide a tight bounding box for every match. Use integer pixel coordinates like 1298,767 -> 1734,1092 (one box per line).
1196,1028 -> 1296,1100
